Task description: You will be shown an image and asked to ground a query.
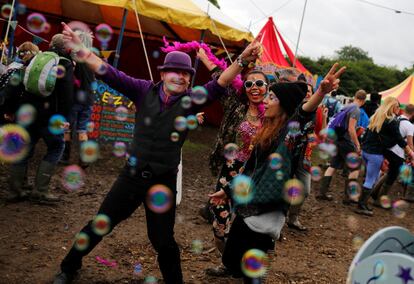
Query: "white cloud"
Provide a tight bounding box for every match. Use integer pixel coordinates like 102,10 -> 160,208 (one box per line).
219,0 -> 414,69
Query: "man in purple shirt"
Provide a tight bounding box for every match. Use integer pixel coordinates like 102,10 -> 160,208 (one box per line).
53,23 -> 260,284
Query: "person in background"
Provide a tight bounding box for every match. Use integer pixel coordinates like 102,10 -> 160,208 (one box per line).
371,104 -> 414,205
323,90 -> 342,121
60,30 -> 96,167
6,35 -> 74,203
363,92 -> 381,117
0,42 -> 40,126
317,90 -> 367,202
357,97 -> 414,216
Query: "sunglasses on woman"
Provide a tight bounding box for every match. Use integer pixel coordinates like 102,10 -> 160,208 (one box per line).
244,79 -> 267,89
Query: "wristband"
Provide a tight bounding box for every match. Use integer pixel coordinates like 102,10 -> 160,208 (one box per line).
237,55 -> 249,68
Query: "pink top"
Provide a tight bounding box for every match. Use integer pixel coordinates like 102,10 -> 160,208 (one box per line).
236,120 -> 260,162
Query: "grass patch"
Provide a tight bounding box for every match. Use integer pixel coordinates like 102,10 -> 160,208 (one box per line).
183,140 -> 210,152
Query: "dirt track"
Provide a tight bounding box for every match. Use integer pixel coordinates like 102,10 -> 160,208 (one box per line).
0,126 -> 413,284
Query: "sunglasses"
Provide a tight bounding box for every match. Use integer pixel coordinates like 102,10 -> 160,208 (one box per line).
17,50 -> 34,58
244,79 -> 267,89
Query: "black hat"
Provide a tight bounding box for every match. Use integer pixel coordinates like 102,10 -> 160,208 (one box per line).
270,82 -> 308,116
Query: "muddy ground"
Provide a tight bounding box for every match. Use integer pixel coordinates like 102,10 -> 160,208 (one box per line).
0,126 -> 413,284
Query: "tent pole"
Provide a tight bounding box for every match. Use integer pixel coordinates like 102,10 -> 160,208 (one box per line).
191,29 -> 206,88
112,8 -> 128,68
293,0 -> 308,67
1,0 -> 16,64
7,0 -> 18,59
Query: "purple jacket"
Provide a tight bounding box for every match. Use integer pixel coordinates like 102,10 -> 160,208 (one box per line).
100,64 -> 226,112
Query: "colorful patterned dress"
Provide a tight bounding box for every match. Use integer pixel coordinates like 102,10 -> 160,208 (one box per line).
210,117 -> 261,242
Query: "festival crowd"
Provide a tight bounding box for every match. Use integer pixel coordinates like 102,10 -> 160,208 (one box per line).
0,22 -> 413,284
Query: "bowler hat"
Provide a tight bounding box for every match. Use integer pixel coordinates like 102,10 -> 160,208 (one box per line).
157,51 -> 195,75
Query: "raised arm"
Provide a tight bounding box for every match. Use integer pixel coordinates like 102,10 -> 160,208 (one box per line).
217,42 -> 261,87
302,63 -> 346,113
196,48 -> 217,72
61,22 -> 151,102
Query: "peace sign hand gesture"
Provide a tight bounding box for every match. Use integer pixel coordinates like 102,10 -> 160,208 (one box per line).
319,63 -> 346,95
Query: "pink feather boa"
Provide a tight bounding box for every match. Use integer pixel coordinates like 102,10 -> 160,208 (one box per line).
161,37 -> 243,94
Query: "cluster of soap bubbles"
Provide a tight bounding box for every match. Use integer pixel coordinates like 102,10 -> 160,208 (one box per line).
173,115 -> 199,132
0,124 -> 30,163
287,121 -> 301,137
27,12 -> 49,34
283,179 -> 305,205
92,214 -> 111,236
232,175 -> 254,204
268,153 -> 283,170
241,249 -> 268,278
191,239 -> 203,254
146,185 -> 173,213
347,181 -> 361,202
62,165 -> 85,191
224,143 -> 239,161
191,86 -> 208,105
399,164 -> 412,184
48,114 -> 67,135
317,128 -> 338,160
80,141 -> 99,163
115,106 -> 129,121
16,104 -> 36,127
113,141 -> 127,157
346,152 -> 361,169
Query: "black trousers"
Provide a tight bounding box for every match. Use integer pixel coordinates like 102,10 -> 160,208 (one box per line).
222,215 -> 274,283
384,150 -> 405,186
60,166 -> 183,284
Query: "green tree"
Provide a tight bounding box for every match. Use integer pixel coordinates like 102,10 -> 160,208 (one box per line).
335,45 -> 372,62
208,0 -> 220,8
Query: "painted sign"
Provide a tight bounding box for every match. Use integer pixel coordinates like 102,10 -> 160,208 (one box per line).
90,80 -> 135,143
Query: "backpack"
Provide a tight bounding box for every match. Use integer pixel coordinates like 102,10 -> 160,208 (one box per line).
328,104 -> 358,138
23,51 -> 70,97
397,116 -> 409,139
325,98 -> 339,118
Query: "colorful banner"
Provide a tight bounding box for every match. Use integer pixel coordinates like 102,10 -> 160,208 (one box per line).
90,80 -> 135,143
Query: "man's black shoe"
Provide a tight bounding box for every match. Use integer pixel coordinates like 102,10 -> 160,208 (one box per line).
53,271 -> 77,284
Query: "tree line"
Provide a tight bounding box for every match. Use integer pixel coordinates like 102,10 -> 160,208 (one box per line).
298,45 -> 414,97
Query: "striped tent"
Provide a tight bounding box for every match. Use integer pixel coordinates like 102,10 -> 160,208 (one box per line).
380,73 -> 414,104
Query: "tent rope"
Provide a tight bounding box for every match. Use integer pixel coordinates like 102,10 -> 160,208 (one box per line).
132,0 -> 153,81
209,17 -> 233,64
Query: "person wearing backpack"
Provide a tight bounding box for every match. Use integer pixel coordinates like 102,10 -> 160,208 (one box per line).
317,90 -> 367,202
357,97 -> 414,216
323,90 -> 342,120
370,104 -> 414,205
7,34 -> 74,203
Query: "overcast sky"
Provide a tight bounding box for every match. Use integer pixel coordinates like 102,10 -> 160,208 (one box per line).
218,0 -> 414,70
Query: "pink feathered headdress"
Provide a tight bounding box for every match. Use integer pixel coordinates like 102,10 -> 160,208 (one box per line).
160,37 -> 243,94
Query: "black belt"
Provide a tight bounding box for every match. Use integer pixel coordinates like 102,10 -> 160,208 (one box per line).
140,170 -> 153,179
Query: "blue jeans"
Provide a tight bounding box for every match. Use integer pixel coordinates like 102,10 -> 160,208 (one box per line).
16,125 -> 65,166
68,104 -> 92,133
362,151 -> 384,189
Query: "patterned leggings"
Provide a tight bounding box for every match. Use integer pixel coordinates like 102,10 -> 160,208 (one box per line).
210,159 -> 244,242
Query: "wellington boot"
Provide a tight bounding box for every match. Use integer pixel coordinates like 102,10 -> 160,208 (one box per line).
316,176 -> 333,201
7,164 -> 29,202
355,187 -> 373,216
30,161 -> 60,203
